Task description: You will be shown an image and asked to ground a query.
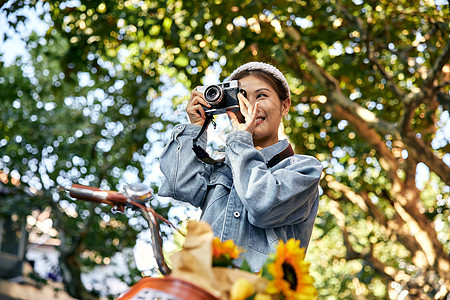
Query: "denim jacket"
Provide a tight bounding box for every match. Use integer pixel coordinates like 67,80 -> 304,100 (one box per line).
159,124 -> 323,271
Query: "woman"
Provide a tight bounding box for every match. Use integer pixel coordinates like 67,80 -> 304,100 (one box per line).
159,62 -> 323,271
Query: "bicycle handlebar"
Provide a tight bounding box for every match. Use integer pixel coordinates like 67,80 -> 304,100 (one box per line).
59,184 -> 171,275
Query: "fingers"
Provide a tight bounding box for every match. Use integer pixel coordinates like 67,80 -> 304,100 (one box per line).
252,102 -> 259,120
247,102 -> 259,129
227,93 -> 259,134
238,93 -> 257,124
226,111 -> 238,125
238,93 -> 250,119
227,110 -> 246,132
186,87 -> 211,126
189,88 -> 211,108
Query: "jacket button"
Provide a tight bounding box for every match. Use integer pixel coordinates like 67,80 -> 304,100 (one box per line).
233,211 -> 240,218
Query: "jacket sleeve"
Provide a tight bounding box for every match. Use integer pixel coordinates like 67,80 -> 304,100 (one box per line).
225,131 -> 323,228
158,124 -> 210,207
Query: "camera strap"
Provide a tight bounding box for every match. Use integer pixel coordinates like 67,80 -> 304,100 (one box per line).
193,114 -> 294,168
266,144 -> 294,168
192,115 -> 225,166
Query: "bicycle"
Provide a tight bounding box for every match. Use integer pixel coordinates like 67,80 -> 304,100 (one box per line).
60,183 -> 218,300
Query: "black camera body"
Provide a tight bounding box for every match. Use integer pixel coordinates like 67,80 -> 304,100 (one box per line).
197,80 -> 241,115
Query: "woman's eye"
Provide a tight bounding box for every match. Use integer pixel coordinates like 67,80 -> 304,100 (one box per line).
256,94 -> 267,99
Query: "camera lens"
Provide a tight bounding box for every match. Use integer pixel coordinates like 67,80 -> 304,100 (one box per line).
203,85 -> 223,104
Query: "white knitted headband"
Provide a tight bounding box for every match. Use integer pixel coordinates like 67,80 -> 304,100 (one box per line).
226,62 -> 290,98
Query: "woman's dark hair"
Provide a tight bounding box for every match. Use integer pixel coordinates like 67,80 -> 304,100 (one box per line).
232,69 -> 289,101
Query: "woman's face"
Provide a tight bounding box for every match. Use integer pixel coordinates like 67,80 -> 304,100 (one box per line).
239,75 -> 290,149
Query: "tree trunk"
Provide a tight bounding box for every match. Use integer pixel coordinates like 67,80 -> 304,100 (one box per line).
287,33 -> 450,294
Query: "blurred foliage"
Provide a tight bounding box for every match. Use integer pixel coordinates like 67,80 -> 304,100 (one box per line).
1,0 -> 450,299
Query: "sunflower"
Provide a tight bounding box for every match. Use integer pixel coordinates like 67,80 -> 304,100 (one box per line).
265,239 -> 317,300
212,237 -> 243,267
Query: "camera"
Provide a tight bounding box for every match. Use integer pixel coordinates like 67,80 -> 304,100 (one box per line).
197,80 -> 241,115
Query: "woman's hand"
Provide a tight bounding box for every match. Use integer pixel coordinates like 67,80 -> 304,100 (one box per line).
227,93 -> 259,135
186,88 -> 211,126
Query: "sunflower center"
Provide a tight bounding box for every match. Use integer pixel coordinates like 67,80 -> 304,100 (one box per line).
282,262 -> 298,290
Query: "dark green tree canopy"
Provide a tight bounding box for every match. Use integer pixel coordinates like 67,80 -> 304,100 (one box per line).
1,0 -> 449,299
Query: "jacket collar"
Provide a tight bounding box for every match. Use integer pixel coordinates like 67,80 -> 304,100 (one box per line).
260,139 -> 290,162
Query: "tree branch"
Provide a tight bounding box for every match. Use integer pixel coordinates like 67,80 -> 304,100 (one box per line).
327,199 -> 399,282
335,0 -> 407,101
334,0 -> 449,185
332,104 -> 400,180
437,91 -> 450,110
423,39 -> 450,88
297,42 -> 399,134
283,25 -> 402,180
323,176 -> 430,269
367,52 -> 408,101
282,12 -> 450,286
436,81 -> 450,90
328,195 -> 439,298
402,132 -> 450,185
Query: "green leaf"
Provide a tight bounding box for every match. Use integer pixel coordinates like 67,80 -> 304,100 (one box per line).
174,55 -> 189,67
